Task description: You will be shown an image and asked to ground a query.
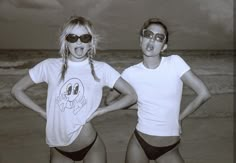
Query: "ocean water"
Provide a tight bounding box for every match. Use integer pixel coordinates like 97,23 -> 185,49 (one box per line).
0,49 -> 234,111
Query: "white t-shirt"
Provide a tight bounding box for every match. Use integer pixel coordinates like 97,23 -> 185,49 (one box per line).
122,55 -> 190,136
29,58 -> 120,147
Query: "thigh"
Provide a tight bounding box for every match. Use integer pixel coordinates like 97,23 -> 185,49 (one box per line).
83,135 -> 107,163
58,123 -> 96,152
155,146 -> 184,163
125,134 -> 149,163
50,148 -> 74,163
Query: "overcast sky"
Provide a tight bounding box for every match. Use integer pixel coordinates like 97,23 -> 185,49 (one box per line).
0,0 -> 233,50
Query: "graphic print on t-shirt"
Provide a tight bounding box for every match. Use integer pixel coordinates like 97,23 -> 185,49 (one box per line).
55,78 -> 87,115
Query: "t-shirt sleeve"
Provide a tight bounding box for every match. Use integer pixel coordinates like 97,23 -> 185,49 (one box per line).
121,69 -> 130,83
103,63 -> 121,88
172,55 -> 190,78
29,59 -> 48,83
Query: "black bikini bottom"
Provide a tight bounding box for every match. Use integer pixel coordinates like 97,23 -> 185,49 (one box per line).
54,132 -> 98,161
134,129 -> 180,160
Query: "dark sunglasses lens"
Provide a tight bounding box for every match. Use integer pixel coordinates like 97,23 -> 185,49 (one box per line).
155,34 -> 165,42
66,34 -> 78,43
143,30 -> 153,38
80,34 -> 92,43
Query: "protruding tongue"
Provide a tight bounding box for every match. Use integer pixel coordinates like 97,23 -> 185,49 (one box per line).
75,47 -> 84,54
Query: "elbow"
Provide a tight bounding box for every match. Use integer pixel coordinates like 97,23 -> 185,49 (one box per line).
11,85 -> 17,98
11,85 -> 22,99
201,90 -> 211,102
129,91 -> 138,104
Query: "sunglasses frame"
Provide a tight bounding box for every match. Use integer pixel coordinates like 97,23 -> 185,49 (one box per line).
65,33 -> 92,43
142,29 -> 166,43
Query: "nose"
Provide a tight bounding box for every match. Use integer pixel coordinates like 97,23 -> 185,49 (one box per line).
146,41 -> 154,49
149,36 -> 156,42
76,39 -> 82,45
147,37 -> 155,45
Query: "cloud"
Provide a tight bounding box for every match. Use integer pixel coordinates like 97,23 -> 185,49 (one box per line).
87,0 -> 113,18
196,0 -> 233,33
0,0 -> 63,25
9,0 -> 63,9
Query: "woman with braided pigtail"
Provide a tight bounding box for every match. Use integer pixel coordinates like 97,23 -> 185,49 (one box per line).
11,16 -> 137,163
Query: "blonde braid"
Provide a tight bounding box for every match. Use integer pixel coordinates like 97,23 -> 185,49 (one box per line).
61,46 -> 69,81
88,50 -> 100,82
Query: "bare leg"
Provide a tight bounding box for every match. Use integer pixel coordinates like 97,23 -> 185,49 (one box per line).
155,146 -> 184,163
50,148 -> 74,163
83,135 -> 107,163
125,134 -> 149,163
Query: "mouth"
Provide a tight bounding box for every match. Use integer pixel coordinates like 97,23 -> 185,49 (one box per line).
75,47 -> 84,54
146,44 -> 154,51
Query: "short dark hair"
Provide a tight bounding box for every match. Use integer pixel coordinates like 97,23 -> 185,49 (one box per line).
140,18 -> 169,44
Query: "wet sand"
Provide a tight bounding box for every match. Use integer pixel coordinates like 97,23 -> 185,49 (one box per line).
0,50 -> 234,163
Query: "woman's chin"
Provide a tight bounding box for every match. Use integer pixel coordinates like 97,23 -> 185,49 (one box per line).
69,54 -> 87,61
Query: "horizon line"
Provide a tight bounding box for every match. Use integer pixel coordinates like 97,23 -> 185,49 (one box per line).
0,48 -> 234,51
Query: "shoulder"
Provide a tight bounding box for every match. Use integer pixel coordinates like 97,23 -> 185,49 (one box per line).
164,54 -> 186,64
30,58 -> 62,73
123,62 -> 142,73
165,54 -> 181,60
121,63 -> 142,79
46,58 -> 62,64
169,54 -> 186,61
93,60 -> 112,68
92,60 -> 119,74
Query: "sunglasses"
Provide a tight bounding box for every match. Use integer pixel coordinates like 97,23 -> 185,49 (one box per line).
142,29 -> 166,43
65,34 -> 92,43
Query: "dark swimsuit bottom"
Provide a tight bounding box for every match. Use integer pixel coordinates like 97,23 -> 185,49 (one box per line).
54,132 -> 98,161
134,129 -> 180,160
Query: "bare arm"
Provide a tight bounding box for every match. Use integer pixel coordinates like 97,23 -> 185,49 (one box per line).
105,89 -> 120,106
103,77 -> 137,111
179,70 -> 211,121
87,77 -> 137,121
11,74 -> 46,119
105,82 -> 138,110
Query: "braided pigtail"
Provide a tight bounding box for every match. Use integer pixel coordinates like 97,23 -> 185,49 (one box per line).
88,50 -> 100,82
60,45 -> 69,81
